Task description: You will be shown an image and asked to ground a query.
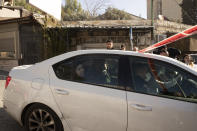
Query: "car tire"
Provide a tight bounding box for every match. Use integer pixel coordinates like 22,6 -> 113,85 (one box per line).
24,104 -> 64,131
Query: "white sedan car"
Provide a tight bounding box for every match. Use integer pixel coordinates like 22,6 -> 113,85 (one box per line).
3,50 -> 197,131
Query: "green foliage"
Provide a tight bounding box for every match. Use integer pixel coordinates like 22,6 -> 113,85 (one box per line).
97,7 -> 138,20
15,1 -> 66,59
64,0 -> 82,13
62,0 -> 90,21
15,0 -> 25,6
43,28 -> 70,59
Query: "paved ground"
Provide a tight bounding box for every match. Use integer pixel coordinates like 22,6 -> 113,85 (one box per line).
0,80 -> 25,131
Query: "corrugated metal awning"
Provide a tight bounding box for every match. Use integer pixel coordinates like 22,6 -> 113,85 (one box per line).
51,25 -> 154,29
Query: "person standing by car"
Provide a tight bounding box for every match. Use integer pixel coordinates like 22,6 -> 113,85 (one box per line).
153,45 -> 169,57
158,45 -> 169,57
133,46 -> 139,51
184,54 -> 192,65
120,44 -> 126,50
106,40 -> 114,50
167,47 -> 181,60
183,54 -> 197,70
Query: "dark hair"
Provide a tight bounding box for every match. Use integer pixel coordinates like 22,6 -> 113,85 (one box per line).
183,54 -> 190,59
106,40 -> 113,43
153,45 -> 167,54
183,54 -> 194,63
120,44 -> 125,48
167,47 -> 181,58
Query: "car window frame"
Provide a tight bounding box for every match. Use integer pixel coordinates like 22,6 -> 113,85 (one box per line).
52,53 -> 127,91
152,59 -> 197,103
127,55 -> 197,104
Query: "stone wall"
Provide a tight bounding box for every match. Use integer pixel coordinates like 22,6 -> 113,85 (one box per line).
68,28 -> 152,50
62,20 -> 152,27
0,59 -> 18,71
154,20 -> 192,34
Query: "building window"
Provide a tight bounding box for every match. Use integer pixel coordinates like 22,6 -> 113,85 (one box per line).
0,52 -> 16,58
0,32 -> 16,59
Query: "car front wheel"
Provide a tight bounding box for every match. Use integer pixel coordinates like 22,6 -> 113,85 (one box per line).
24,104 -> 63,131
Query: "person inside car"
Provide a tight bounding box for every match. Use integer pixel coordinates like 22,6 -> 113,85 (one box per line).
74,64 -> 85,81
134,63 -> 159,94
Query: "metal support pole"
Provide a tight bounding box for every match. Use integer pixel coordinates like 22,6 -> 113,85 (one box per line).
151,0 -> 154,26
129,27 -> 133,50
151,0 -> 154,43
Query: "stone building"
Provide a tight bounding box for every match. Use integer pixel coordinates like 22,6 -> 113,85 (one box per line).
147,0 -> 197,25
147,0 -> 183,22
60,20 -> 154,50
0,15 -> 43,71
0,17 -> 194,71
0,4 -> 195,72
0,0 -> 195,73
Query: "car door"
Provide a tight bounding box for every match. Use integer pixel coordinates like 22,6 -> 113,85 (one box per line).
127,56 -> 197,131
49,54 -> 127,131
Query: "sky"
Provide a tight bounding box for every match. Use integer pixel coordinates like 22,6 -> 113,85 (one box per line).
62,0 -> 147,19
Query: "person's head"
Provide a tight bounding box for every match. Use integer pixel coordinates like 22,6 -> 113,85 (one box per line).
167,47 -> 181,60
135,64 -> 151,82
106,40 -> 113,49
183,54 -> 192,65
133,46 -> 139,51
120,44 -> 126,50
158,46 -> 169,56
75,64 -> 85,78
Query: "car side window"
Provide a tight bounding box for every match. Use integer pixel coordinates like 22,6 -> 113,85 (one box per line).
53,54 -> 121,89
53,59 -> 73,81
129,57 -> 197,103
129,57 -> 160,95
152,59 -> 197,102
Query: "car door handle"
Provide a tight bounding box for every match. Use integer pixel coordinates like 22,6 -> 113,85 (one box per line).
55,89 -> 69,95
130,104 -> 152,111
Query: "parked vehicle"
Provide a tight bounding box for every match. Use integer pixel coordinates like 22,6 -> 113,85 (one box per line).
3,50 -> 197,131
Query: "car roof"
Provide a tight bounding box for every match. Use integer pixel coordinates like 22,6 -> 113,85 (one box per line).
43,49 -> 179,63
37,49 -> 197,76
